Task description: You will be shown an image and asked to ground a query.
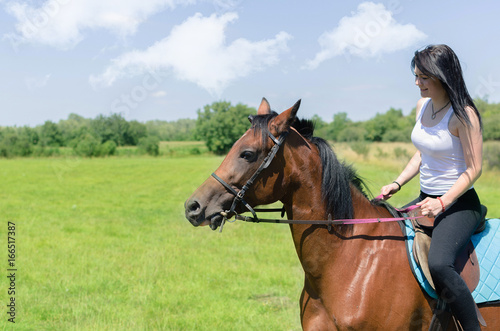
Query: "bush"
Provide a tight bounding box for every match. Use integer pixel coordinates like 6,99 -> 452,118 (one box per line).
483,114 -> 500,141
190,147 -> 201,155
32,146 -> 61,157
337,126 -> 366,142
376,147 -> 388,158
75,134 -> 100,157
485,144 -> 500,169
394,147 -> 410,160
138,136 -> 160,156
0,132 -> 33,157
97,140 -> 117,157
73,134 -> 118,158
382,129 -> 409,142
350,142 -> 370,158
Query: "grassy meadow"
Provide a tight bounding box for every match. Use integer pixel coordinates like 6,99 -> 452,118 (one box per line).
1,142 -> 499,330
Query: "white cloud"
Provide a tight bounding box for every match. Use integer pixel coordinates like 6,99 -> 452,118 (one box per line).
25,73 -> 51,90
4,0 -> 195,49
89,12 -> 292,95
304,2 -> 427,69
151,90 -> 167,98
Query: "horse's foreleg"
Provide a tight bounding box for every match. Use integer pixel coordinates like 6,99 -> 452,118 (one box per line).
300,278 -> 336,330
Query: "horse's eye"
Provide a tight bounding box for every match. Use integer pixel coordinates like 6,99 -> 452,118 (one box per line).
240,151 -> 256,162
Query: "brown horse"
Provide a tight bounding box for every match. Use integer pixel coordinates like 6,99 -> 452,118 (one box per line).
184,98 -> 499,330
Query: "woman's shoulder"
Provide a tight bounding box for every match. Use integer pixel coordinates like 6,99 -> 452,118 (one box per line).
464,105 -> 480,121
415,98 -> 430,119
449,105 -> 482,136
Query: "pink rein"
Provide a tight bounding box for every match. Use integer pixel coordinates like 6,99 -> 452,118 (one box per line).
348,194 -> 423,225
233,195 -> 422,227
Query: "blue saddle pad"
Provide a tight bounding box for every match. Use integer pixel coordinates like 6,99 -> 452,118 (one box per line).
471,218 -> 500,303
403,218 -> 500,304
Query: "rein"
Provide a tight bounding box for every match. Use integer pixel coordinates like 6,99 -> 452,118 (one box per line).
234,201 -> 422,232
211,128 -> 422,232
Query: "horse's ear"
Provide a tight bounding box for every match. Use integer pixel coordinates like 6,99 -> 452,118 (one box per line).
272,99 -> 301,134
257,97 -> 271,115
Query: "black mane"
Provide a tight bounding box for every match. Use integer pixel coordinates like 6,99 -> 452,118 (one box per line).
292,118 -> 369,220
251,114 -> 372,221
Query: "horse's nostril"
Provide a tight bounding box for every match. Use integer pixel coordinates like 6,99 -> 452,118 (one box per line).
186,199 -> 200,215
185,198 -> 204,226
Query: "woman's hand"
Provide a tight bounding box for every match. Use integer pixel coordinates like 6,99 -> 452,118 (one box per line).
417,197 -> 443,218
380,182 -> 400,200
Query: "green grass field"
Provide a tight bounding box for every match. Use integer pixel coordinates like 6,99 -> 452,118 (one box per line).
1,142 -> 499,330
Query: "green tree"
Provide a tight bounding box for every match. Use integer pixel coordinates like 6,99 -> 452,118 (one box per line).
476,97 -> 500,140
91,114 -> 132,145
39,121 -> 63,147
19,126 -> 39,146
311,114 -> 329,139
195,101 -> 256,155
337,125 -> 366,142
172,119 -> 197,141
75,134 -> 100,157
0,128 -> 33,157
58,113 -> 89,146
483,113 -> 500,140
329,112 -> 351,141
364,108 -> 405,142
124,120 -> 147,145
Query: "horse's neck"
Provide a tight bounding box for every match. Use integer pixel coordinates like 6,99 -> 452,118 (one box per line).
280,137 -> 325,219
280,138 -> 399,280
287,185 -> 397,281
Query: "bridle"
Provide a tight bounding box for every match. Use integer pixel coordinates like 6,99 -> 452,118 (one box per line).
211,129 -> 288,231
210,127 -> 422,232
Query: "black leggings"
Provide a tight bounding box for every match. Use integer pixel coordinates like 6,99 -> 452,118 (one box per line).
406,189 -> 482,331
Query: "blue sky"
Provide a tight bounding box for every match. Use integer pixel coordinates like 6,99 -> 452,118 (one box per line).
1,0 -> 500,127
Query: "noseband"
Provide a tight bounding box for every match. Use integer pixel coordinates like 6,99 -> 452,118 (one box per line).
211,130 -> 288,230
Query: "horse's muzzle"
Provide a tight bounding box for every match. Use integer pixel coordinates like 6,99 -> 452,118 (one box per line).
184,198 -> 204,226
184,198 -> 224,230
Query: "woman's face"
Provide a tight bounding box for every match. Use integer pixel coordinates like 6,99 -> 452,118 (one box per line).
414,66 -> 446,99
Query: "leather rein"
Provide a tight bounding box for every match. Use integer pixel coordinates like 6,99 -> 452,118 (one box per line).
211,129 -> 421,232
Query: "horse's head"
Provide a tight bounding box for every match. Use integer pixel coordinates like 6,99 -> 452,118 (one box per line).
185,98 -> 301,230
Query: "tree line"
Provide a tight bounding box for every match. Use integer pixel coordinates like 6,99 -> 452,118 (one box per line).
1,97 -> 500,157
0,113 -> 161,157
196,97 -> 500,155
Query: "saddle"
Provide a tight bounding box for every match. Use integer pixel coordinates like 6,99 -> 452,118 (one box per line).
410,205 -> 488,330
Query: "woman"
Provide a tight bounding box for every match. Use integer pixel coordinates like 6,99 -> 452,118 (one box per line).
380,44 -> 483,330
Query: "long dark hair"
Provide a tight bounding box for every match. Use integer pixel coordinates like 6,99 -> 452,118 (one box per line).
411,44 -> 482,129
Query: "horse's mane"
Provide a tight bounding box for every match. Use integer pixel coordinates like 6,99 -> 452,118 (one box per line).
251,114 -> 378,221
292,118 -> 369,220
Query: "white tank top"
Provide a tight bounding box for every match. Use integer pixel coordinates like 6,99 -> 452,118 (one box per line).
411,98 -> 468,195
